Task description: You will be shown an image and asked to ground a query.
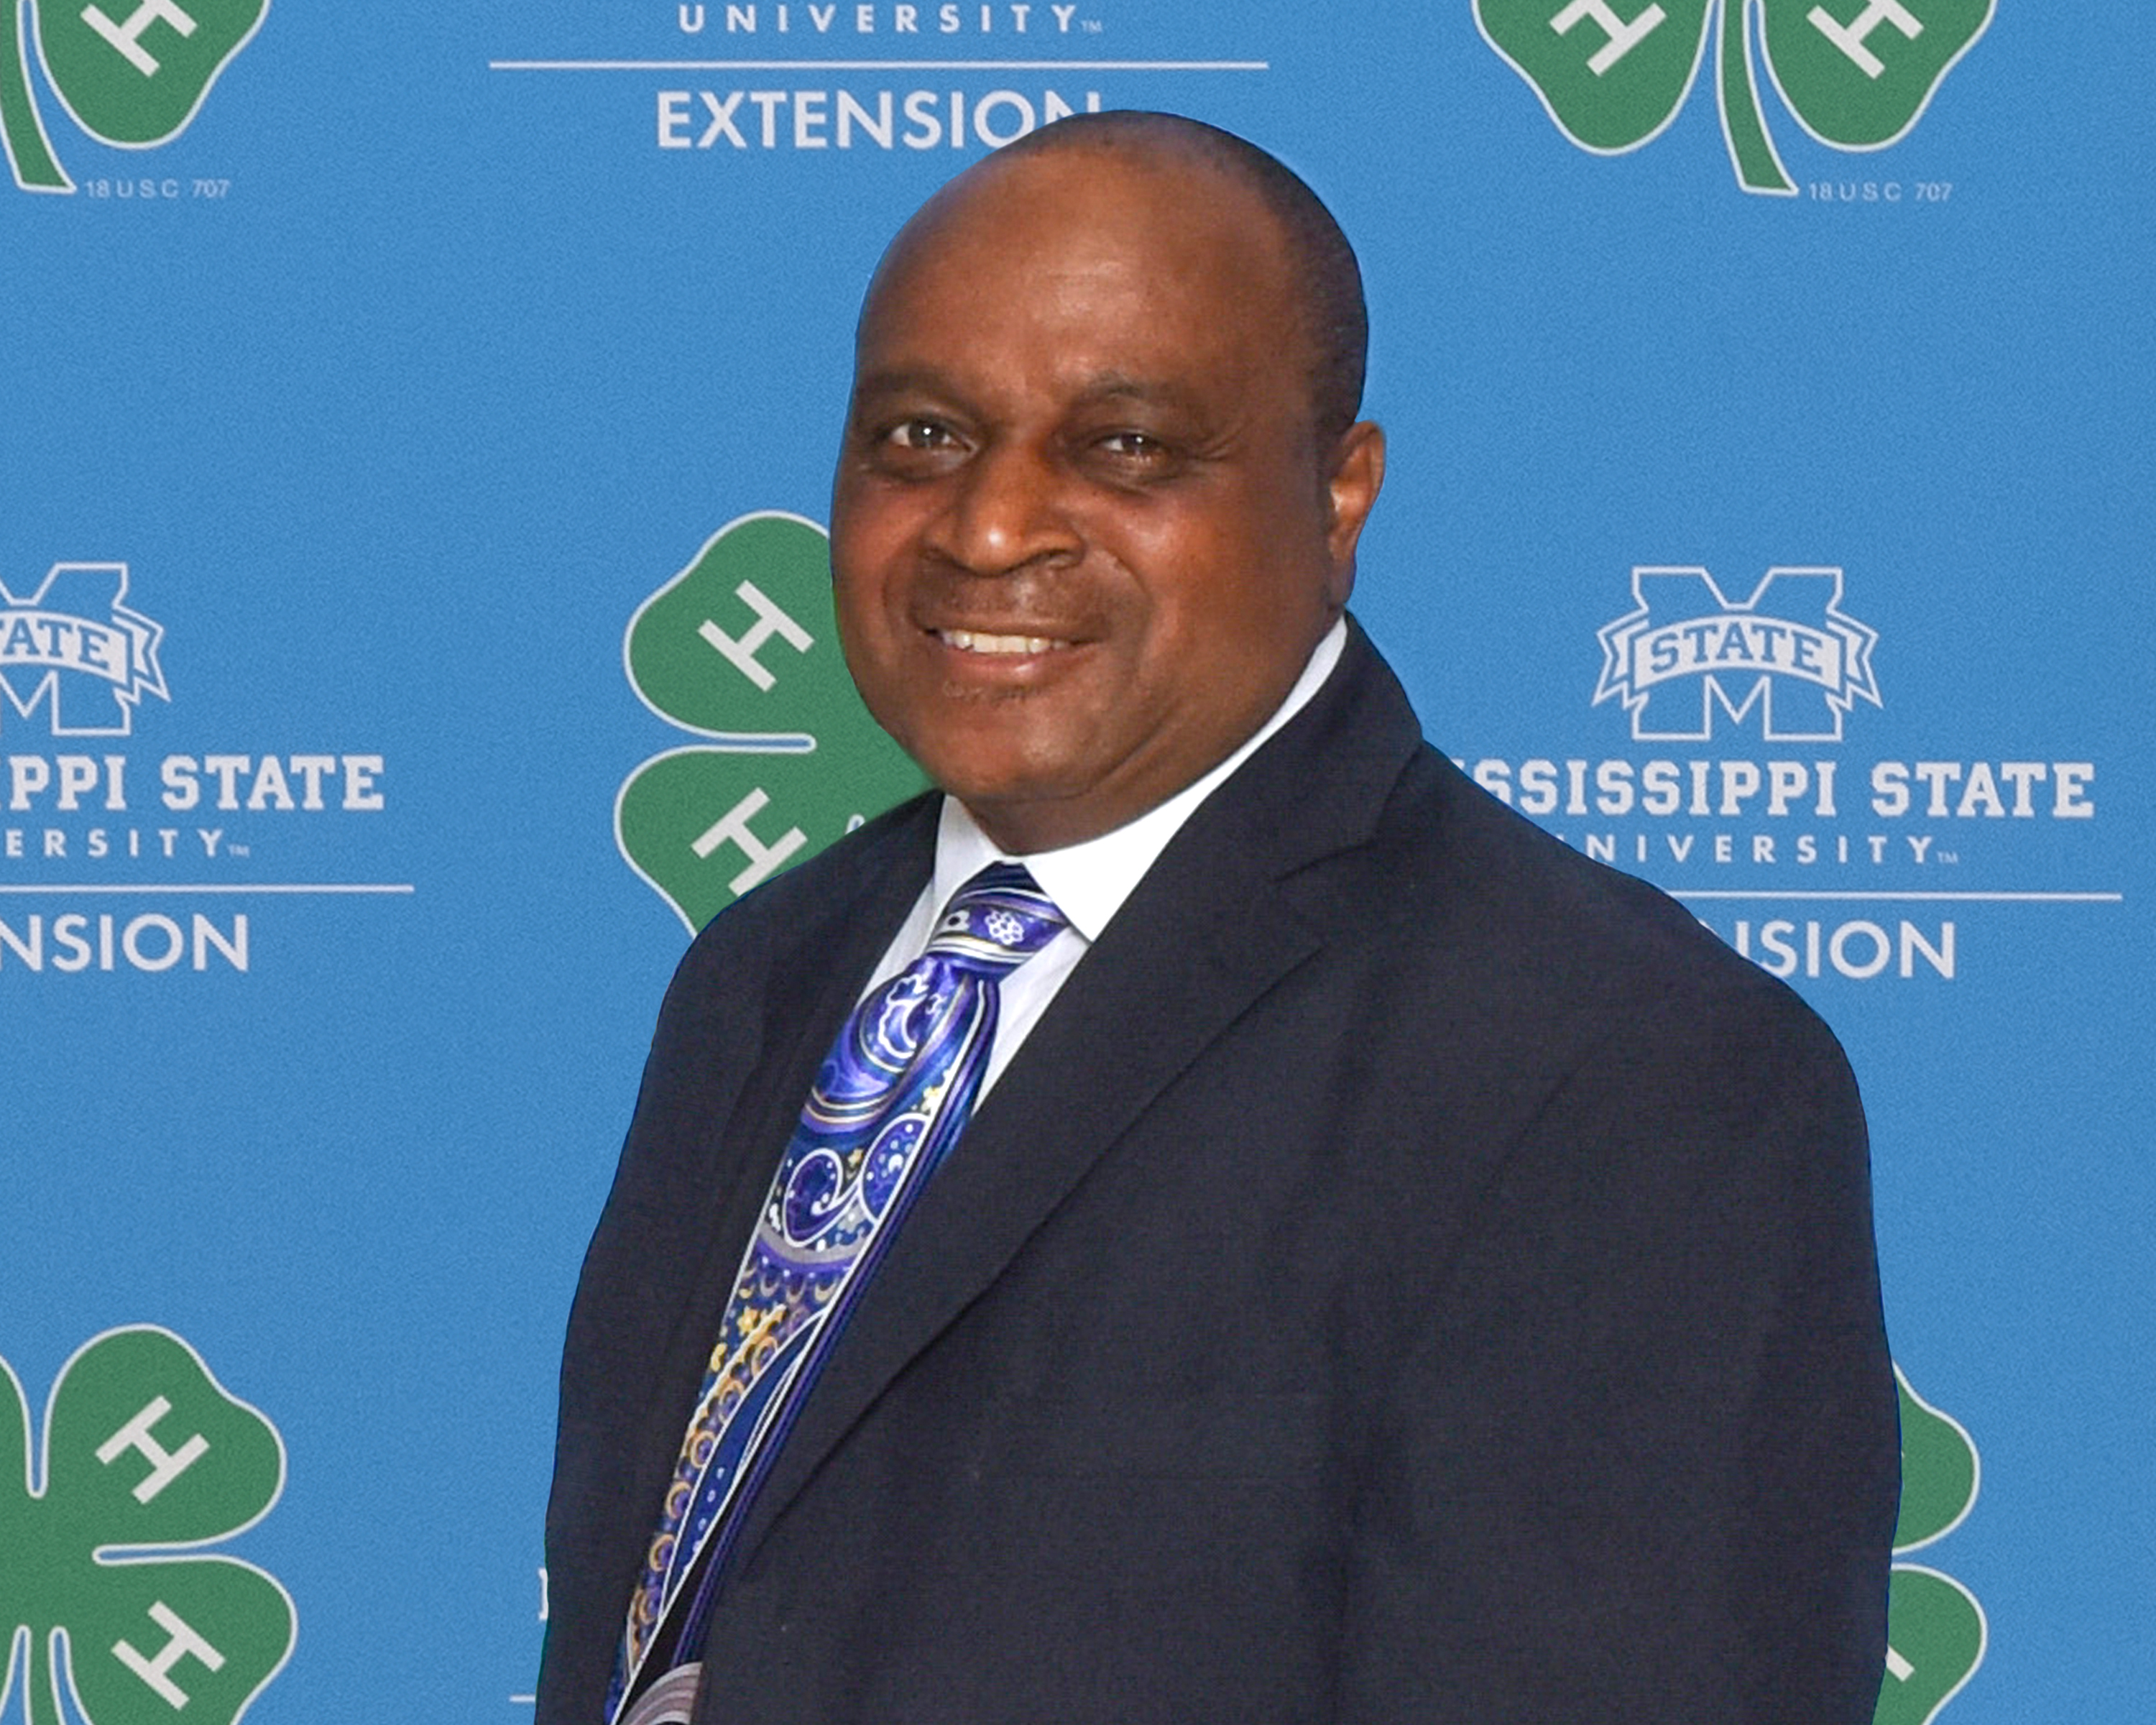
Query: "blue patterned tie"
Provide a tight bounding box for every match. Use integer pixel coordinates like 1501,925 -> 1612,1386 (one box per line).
607,862 -> 1067,1724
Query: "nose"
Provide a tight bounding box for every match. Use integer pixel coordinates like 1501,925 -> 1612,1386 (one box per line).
926,440 -> 1082,576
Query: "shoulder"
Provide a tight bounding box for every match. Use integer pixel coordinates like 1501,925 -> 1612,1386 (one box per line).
1392,744 -> 1818,1000
1215,624 -> 1854,1119
1302,741 -> 1861,1136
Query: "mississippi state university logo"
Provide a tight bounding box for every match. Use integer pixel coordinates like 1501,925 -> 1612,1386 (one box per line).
1475,0 -> 1992,193
1,0 -> 268,193
1593,565 -> 1880,741
0,1327 -> 295,1724
0,564 -> 168,735
0,555 -> 397,979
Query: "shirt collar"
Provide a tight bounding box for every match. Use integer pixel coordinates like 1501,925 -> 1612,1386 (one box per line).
929,618 -> 1348,943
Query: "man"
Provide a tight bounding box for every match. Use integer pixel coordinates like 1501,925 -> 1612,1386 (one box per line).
538,112 -> 1898,1724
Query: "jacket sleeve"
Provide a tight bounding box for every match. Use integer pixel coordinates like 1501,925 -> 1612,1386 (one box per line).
1336,984 -> 1899,1724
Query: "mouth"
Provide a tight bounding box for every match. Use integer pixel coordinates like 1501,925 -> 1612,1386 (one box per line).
933,628 -> 1076,656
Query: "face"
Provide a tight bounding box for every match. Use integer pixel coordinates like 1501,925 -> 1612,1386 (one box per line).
831,144 -> 1384,855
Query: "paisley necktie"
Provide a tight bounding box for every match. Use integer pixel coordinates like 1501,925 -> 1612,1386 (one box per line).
607,862 -> 1067,1724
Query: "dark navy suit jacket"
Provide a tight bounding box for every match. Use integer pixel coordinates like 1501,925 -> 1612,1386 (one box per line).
537,622 -> 1898,1724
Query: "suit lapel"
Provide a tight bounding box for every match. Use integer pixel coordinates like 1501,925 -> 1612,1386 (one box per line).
732,623 -> 1426,1566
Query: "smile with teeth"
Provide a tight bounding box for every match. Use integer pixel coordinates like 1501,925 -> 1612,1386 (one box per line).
937,628 -> 1072,655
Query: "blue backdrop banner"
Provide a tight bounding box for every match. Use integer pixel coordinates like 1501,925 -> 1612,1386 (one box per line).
4,4 -> 2147,1721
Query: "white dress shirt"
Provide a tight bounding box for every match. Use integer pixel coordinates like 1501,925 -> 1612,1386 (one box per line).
857,618 -> 1348,1098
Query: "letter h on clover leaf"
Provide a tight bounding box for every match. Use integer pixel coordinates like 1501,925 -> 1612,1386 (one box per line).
1,1327 -> 294,1725
1,0 -> 268,194
1475,0 -> 1993,193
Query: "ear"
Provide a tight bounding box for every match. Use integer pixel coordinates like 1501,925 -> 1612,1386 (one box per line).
1321,420 -> 1386,604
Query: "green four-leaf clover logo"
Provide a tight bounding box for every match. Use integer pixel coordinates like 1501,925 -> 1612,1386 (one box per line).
616,512 -> 930,933
1,0 -> 269,194
1477,0 -> 1993,193
1874,1363 -> 1984,1725
1,1326 -> 293,1725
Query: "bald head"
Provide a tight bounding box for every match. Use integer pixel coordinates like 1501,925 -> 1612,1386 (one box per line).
866,111 -> 1370,445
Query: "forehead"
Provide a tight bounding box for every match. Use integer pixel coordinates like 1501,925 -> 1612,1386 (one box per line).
854,147 -> 1304,401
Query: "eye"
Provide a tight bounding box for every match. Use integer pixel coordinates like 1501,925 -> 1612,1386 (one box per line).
860,413 -> 971,477
1081,428 -> 1189,484
1077,426 -> 1194,488
885,418 -> 957,451
1096,431 -> 1167,461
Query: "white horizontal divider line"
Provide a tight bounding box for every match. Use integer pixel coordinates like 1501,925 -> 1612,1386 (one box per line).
488,59 -> 1270,72
0,883 -> 417,895
1669,891 -> 2122,903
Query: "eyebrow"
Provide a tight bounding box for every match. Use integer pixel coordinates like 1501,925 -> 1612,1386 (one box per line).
849,366 -> 957,404
849,367 -> 1207,418
1065,372 -> 1207,415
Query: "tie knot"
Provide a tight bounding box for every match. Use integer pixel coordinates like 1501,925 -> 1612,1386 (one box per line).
926,862 -> 1066,965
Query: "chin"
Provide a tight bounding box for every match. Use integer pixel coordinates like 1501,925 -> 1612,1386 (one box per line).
909,740 -> 1091,819
899,708 -> 1084,786
920,758 -> 1072,811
